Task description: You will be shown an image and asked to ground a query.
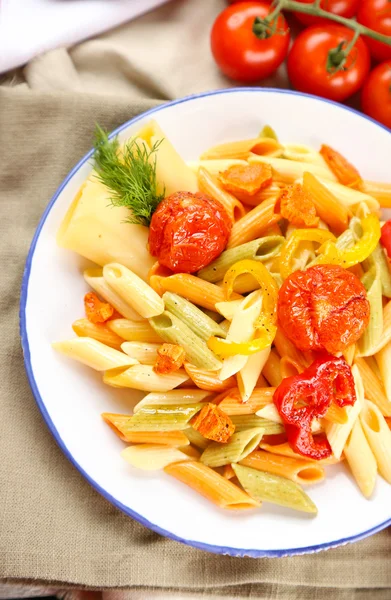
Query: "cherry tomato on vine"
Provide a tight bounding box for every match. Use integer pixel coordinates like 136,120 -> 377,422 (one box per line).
211,1 -> 290,83
293,0 -> 360,27
357,0 -> 391,63
287,25 -> 371,102
361,61 -> 391,130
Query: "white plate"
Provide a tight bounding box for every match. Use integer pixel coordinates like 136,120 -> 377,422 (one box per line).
20,88 -> 391,557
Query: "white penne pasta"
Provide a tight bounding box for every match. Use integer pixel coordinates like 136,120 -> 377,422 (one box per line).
103,365 -> 188,392
107,319 -> 162,343
360,400 -> 391,484
72,318 -> 123,349
359,299 -> 391,356
84,268 -> 144,321
121,342 -> 160,365
57,177 -> 154,281
187,159 -> 247,175
219,291 -> 263,381
344,420 -> 377,498
248,154 -> 337,183
282,144 -> 331,169
375,342 -> 391,405
103,263 -> 164,319
215,299 -> 243,321
52,337 -> 138,371
121,444 -> 193,471
133,389 -> 212,413
237,347 -> 271,403
255,404 -> 322,434
325,365 -> 364,459
137,119 -> 199,196
315,176 -> 380,212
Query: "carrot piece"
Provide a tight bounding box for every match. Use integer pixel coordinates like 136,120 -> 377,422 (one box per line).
275,183 -> 319,227
153,343 -> 185,374
319,144 -> 362,188
84,291 -> 114,324
190,403 -> 235,443
218,163 -> 273,205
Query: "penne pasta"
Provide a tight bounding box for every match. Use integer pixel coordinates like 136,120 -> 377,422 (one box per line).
230,415 -> 284,435
200,137 -> 282,160
184,427 -> 210,450
344,419 -> 377,498
197,167 -> 246,222
201,427 -> 264,467
238,346 -> 271,402
149,273 -> 242,312
232,464 -> 317,514
121,341 -> 160,365
324,403 -> 349,425
360,400 -> 391,483
164,460 -> 260,510
218,387 -> 275,416
227,197 -> 280,249
103,414 -> 190,445
279,356 -> 303,380
149,311 -> 222,370
106,318 -> 162,343
121,444 -> 193,470
361,180 -> 391,208
215,299 -> 243,321
198,236 -> 284,283
248,154 -> 337,183
103,364 -> 189,392
358,269 -> 383,356
187,158 -> 247,175
315,177 -> 380,213
259,442 -> 341,465
282,144 -> 331,168
84,268 -> 144,321
223,464 -> 236,480
162,292 -> 226,342
72,318 -> 123,349
355,357 -> 391,417
239,449 -> 325,486
52,337 -> 138,371
364,244 -> 391,298
262,349 -> 282,387
108,403 -> 203,432
375,341 -> 391,407
184,362 -> 236,391
273,328 -> 308,368
103,263 -> 164,319
359,299 -> 391,356
302,172 -> 350,234
133,389 -> 211,413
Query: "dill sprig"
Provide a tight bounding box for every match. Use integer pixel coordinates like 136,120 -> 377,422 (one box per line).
93,124 -> 165,226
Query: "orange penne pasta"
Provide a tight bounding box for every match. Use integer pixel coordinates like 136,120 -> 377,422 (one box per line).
72,318 -> 123,349
342,344 -> 356,366
361,180 -> 391,208
149,273 -> 242,311
303,171 -> 350,234
279,356 -> 304,380
239,450 -> 325,485
259,442 -> 342,465
355,357 -> 391,417
147,261 -> 173,281
106,319 -> 162,343
184,362 -> 236,392
218,387 -> 275,415
223,464 -> 236,480
102,414 -> 190,446
324,403 -> 349,425
178,445 -> 202,459
262,349 -> 282,387
164,460 -> 260,510
227,196 -> 281,249
273,328 -> 308,368
198,167 -> 246,222
200,137 -> 282,161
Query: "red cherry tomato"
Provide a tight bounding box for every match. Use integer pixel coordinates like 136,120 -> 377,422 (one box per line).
277,265 -> 370,354
380,220 -> 391,259
294,0 -> 360,27
357,0 -> 391,62
361,61 -> 391,130
287,25 -> 371,102
149,192 -> 231,274
210,1 -> 290,83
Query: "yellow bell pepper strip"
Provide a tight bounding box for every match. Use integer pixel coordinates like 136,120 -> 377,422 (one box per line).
316,215 -> 381,269
223,259 -> 278,322
279,229 -> 336,280
208,328 -> 276,357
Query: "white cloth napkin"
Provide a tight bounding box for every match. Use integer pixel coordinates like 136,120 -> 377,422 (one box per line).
0,0 -> 169,73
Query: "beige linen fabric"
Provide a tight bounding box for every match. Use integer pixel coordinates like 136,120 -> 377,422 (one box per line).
0,87 -> 391,596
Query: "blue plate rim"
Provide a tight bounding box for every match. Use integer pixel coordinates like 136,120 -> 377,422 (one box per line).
20,87 -> 391,558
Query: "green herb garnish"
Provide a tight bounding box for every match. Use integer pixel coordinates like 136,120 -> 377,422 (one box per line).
93,124 -> 165,226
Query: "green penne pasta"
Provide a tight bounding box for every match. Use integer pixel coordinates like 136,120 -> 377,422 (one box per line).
200,427 -> 264,467
271,272 -> 283,289
121,404 -> 203,432
149,310 -> 222,370
232,464 -> 317,514
185,427 -> 210,450
162,292 -> 226,341
364,245 -> 391,298
230,415 -> 284,434
359,268 -> 383,356
335,229 -> 355,250
202,308 -> 224,323
197,236 -> 284,283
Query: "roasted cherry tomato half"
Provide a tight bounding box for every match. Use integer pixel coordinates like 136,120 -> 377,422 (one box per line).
293,0 -> 360,27
149,191 -> 231,273
380,220 -> 391,260
357,0 -> 391,62
361,61 -> 391,130
287,25 -> 371,102
277,264 -> 370,354
210,1 -> 290,83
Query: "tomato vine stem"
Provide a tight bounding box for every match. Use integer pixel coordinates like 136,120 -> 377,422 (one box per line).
257,0 -> 391,47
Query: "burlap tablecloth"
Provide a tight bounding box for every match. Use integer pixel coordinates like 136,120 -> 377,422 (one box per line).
0,0 -> 390,597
